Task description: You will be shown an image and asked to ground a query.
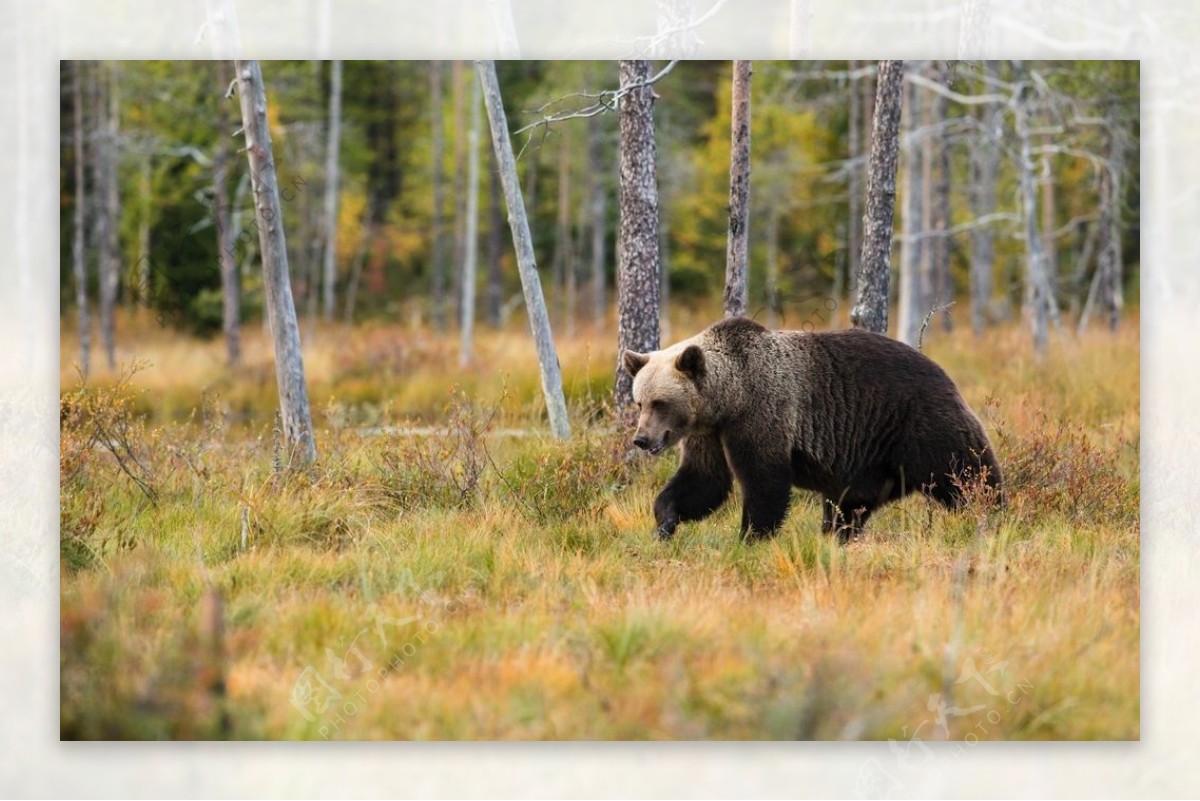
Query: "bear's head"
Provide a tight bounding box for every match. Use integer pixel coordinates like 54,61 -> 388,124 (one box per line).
622,344 -> 707,454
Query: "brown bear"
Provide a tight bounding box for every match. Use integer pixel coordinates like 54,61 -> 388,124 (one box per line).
623,317 -> 1002,542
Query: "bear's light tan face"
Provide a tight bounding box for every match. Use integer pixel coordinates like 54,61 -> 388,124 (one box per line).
623,345 -> 705,455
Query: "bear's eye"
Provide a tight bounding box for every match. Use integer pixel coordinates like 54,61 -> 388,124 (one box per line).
650,400 -> 666,411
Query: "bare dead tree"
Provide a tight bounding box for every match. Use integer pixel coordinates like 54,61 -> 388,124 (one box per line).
476,60 -> 571,439
232,60 -> 317,464
1012,63 -> 1058,355
723,60 -> 753,319
615,59 -> 662,411
321,59 -> 343,322
72,61 -> 90,379
851,59 -> 905,336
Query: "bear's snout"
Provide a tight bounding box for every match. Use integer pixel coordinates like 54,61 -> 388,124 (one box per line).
633,434 -> 651,450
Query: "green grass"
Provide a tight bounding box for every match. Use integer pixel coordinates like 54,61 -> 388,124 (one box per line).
59,315 -> 1139,740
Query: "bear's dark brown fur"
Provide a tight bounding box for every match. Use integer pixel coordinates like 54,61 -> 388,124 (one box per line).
623,317 -> 1002,542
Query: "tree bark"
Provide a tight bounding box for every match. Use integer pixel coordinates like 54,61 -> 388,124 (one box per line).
897,64 -> 925,347
723,60 -> 753,319
321,59 -> 342,322
1103,115 -> 1126,330
969,67 -> 1000,335
615,59 -> 662,412
430,61 -> 448,331
851,59 -> 904,336
459,71 -> 482,367
234,60 -> 317,464
587,107 -> 607,325
476,60 -> 571,439
72,61 -> 90,379
214,62 -> 241,366
451,60 -> 467,326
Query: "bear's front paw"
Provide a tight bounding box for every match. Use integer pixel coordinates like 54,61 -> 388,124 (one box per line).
655,517 -> 679,541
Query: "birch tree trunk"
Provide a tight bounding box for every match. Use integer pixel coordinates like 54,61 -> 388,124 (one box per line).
459,72 -> 482,367
1012,68 -> 1055,356
587,108 -> 607,324
476,60 -> 571,439
723,60 -> 753,319
234,60 -> 317,464
72,60 -> 90,379
451,60 -> 467,326
321,59 -> 342,322
615,59 -> 662,412
851,59 -> 904,336
214,61 -> 240,366
430,61 -> 448,331
1103,115 -> 1126,330
896,65 -> 925,347
969,74 -> 1000,335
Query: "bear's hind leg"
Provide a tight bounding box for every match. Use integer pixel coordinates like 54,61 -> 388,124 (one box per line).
653,434 -> 732,540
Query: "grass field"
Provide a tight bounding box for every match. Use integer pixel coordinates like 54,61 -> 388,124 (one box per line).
59,310 -> 1139,740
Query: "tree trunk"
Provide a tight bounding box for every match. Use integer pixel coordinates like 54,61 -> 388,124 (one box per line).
615,59 -> 662,412
72,61 -> 90,379
459,71 -> 482,367
723,60 -> 753,319
136,154 -> 152,314
851,59 -> 904,336
896,65 -> 925,347
321,59 -> 342,322
587,108 -> 607,325
430,61 -> 448,331
1103,115 -> 1126,330
476,60 -> 571,439
847,59 -> 862,309
1012,67 -> 1056,356
1041,148 -> 1057,312
485,144 -> 504,328
969,69 -> 1000,335
234,60 -> 317,464
214,62 -> 241,366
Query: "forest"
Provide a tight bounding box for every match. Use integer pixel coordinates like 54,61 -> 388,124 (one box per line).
59,59 -> 1139,741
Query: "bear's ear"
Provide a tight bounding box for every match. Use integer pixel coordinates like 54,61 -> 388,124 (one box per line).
622,349 -> 650,377
675,345 -> 706,381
